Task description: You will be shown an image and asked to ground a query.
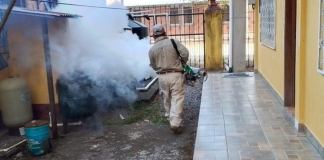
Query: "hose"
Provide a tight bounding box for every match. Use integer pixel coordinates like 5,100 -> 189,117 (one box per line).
0,139 -> 26,153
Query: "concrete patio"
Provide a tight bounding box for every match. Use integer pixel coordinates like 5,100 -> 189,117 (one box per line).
193,72 -> 323,160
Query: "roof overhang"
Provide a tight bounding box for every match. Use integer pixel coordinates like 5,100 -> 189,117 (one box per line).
0,5 -> 79,18
124,0 -> 208,7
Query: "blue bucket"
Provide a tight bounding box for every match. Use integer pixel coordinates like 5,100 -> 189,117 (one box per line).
24,120 -> 50,156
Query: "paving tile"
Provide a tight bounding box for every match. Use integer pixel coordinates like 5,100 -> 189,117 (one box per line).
193,73 -> 323,160
195,141 -> 227,150
226,124 -> 263,137
197,125 -> 225,137
198,115 -> 224,125
193,150 -> 228,160
228,150 -> 241,160
239,149 -> 276,160
272,149 -> 288,160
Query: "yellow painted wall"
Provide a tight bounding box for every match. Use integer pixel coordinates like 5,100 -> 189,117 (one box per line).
254,0 -> 260,71
0,69 -> 9,111
7,15 -> 50,104
296,0 -> 324,146
5,15 -> 65,105
254,0 -> 259,71
256,0 -> 285,99
295,0 -> 307,124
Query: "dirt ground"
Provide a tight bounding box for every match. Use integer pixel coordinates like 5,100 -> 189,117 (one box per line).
6,82 -> 202,160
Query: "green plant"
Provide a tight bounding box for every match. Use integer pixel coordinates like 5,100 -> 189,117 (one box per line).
123,102 -> 168,125
105,101 -> 168,126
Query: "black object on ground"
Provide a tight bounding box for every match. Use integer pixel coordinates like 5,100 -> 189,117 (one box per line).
56,71 -> 97,133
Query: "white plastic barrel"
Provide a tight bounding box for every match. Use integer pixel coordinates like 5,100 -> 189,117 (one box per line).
0,78 -> 33,128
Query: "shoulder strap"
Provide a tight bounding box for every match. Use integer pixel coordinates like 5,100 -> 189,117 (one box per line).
170,39 -> 185,66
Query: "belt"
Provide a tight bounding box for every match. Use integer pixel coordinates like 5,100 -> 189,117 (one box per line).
156,70 -> 183,75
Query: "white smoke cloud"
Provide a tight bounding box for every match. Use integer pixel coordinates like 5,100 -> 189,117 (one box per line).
106,0 -> 123,6
51,0 -> 154,109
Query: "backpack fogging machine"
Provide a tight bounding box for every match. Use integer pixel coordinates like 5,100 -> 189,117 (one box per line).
171,39 -> 208,86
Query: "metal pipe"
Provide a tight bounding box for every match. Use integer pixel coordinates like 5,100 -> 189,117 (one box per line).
136,77 -> 158,91
49,121 -> 82,127
41,18 -> 58,139
0,0 -> 17,33
0,139 -> 26,153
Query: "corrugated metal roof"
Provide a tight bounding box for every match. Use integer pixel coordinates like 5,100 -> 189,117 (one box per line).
0,5 -> 79,18
124,0 -> 208,7
124,0 -> 256,7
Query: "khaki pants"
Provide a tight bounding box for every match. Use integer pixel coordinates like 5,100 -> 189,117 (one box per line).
158,72 -> 185,128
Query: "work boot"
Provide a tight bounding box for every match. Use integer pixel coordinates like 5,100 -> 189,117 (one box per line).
170,126 -> 183,134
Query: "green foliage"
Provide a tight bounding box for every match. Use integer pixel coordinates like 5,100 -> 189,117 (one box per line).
105,101 -> 168,126
123,102 -> 168,125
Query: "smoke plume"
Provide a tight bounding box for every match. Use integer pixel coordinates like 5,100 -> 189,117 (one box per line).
51,0 -> 153,110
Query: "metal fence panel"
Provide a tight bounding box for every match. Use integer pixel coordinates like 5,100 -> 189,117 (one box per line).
129,2 -> 255,70
130,4 -> 206,68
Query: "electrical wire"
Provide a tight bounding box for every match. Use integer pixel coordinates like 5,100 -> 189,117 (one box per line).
30,0 -> 129,10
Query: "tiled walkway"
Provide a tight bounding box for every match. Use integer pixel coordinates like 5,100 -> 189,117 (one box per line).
193,72 -> 323,160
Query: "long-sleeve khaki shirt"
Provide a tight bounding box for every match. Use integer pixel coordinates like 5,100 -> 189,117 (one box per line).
149,36 -> 189,73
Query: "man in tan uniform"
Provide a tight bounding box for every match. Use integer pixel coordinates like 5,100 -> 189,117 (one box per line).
148,24 -> 189,133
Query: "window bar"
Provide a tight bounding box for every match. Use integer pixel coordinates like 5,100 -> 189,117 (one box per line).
159,5 -> 165,27
198,11 -> 202,67
189,11 -> 192,67
174,5 -> 178,42
202,13 -> 206,68
188,23 -> 191,66
164,5 -> 167,35
252,8 -> 255,67
195,28 -> 198,67
247,9 -> 250,68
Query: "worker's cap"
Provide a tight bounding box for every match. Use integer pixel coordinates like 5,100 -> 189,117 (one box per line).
152,24 -> 166,36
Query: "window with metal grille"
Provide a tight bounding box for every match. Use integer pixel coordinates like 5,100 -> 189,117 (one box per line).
169,8 -> 179,25
319,0 -> 324,74
260,0 -> 276,49
183,6 -> 193,24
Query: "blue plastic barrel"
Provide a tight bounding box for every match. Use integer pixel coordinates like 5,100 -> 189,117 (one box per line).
24,120 -> 50,156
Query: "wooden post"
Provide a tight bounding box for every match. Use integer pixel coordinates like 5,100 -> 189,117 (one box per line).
42,18 -> 58,139
284,0 -> 297,107
204,0 -> 223,70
